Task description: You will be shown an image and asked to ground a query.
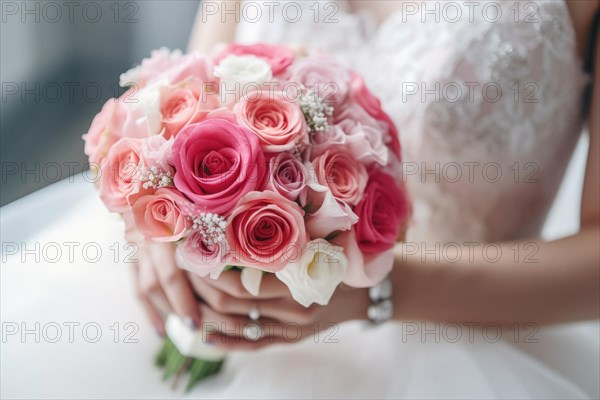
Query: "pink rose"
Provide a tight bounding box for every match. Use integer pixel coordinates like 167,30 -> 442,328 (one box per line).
354,169 -> 410,253
214,43 -> 294,75
349,72 -> 401,158
99,138 -> 149,212
285,52 -> 350,104
176,232 -> 229,279
131,188 -> 192,242
160,78 -> 220,138
226,191 -> 307,272
234,91 -> 307,152
265,152 -> 309,203
172,118 -> 266,215
311,145 -> 368,206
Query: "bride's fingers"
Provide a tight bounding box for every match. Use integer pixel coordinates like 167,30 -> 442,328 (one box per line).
191,277 -> 315,324
199,304 -> 287,338
148,242 -> 202,328
190,276 -> 250,317
138,249 -> 172,314
192,270 -> 290,299
133,262 -> 166,336
206,332 -> 289,351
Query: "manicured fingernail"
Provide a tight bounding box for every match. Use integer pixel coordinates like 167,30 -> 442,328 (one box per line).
183,316 -> 198,330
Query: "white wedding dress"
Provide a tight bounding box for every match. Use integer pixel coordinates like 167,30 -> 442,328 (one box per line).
2,0 -> 599,398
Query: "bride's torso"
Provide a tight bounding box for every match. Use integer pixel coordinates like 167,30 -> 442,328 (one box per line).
235,0 -> 589,243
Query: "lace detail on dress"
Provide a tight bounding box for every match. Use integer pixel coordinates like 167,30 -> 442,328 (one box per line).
236,0 -> 589,243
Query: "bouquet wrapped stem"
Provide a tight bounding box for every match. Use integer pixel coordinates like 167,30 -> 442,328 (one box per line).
155,314 -> 227,391
155,337 -> 223,392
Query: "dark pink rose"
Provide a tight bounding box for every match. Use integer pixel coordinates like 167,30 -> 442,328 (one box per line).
214,43 -> 294,75
172,118 -> 266,215
349,72 -> 401,158
354,169 -> 410,253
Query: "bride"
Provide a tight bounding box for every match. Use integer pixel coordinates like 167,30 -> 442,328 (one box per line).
3,1 -> 599,398
127,0 -> 599,398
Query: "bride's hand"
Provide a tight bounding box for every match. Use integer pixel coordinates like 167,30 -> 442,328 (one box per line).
132,241 -> 202,336
188,271 -> 370,350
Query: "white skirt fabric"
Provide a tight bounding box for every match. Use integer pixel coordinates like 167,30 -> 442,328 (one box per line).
1,162 -> 598,399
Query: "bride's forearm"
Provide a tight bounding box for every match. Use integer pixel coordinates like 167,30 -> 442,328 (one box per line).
391,227 -> 600,325
187,1 -> 240,53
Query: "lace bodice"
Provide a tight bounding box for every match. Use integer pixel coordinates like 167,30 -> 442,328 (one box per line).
236,0 -> 589,243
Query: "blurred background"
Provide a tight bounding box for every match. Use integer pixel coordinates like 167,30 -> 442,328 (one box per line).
1,0 -> 200,206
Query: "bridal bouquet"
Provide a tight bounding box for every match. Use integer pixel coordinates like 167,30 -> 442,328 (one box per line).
83,44 -> 409,390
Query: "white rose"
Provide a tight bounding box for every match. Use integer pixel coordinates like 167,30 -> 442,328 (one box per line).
276,239 -> 348,307
214,54 -> 273,90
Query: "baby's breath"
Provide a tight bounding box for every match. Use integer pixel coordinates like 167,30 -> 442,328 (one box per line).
299,88 -> 333,133
191,213 -> 227,246
140,166 -> 173,190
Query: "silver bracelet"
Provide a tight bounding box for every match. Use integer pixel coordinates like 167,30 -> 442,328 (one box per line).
367,276 -> 393,325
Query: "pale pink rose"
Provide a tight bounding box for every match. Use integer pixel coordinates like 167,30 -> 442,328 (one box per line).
172,118 -> 266,215
234,91 -> 307,152
332,230 -> 394,288
99,138 -> 149,212
83,88 -> 148,165
176,232 -> 229,279
86,86 -> 162,160
119,47 -> 183,88
164,52 -> 217,86
354,169 -> 410,253
285,52 -> 350,104
265,152 -> 309,203
214,43 -> 294,75
311,145 -> 368,206
160,78 -> 220,138
349,72 -> 401,158
140,135 -> 173,167
226,191 -> 307,272
120,49 -> 217,88
83,98 -> 120,165
131,188 -> 192,242
328,102 -> 390,166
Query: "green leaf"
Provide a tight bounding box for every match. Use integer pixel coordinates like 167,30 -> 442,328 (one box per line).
155,337 -> 224,392
185,359 -> 223,392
